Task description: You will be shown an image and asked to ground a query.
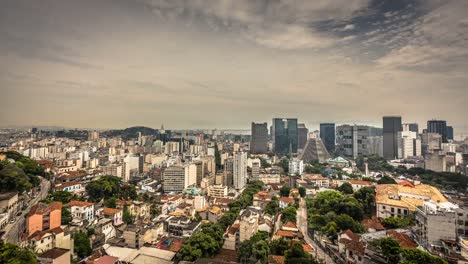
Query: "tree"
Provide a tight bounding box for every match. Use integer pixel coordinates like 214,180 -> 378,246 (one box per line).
376,237 -> 401,263
85,175 -> 122,202
377,176 -> 397,185
335,214 -> 363,233
123,207 -> 134,224
265,200 -> 279,216
285,240 -> 313,264
280,185 -> 291,197
400,248 -> 447,264
61,206 -> 72,225
74,231 -> 92,259
120,184 -> 137,200
0,163 -> 34,194
0,240 -> 37,264
382,216 -> 411,229
353,187 -> 375,216
337,182 -> 353,194
252,240 -> 269,264
270,238 -> 289,255
104,197 -> 117,208
260,158 -> 271,168
279,159 -> 289,174
281,206 -> 297,223
50,190 -> 73,203
298,186 -> 306,197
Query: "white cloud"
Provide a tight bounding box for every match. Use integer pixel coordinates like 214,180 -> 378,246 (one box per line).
342,24 -> 355,31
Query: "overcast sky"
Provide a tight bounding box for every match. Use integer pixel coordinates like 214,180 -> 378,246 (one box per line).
0,0 -> 467,135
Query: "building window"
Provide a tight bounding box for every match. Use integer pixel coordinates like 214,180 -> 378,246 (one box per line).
391,208 -> 394,213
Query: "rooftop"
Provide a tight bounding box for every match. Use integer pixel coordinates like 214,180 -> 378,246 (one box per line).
38,248 -> 69,260
376,184 -> 447,210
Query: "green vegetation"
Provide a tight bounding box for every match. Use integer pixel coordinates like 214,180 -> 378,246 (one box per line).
372,238 -> 447,264
0,240 -> 37,264
74,231 -> 92,259
278,159 -> 289,174
356,155 -> 394,172
353,187 -> 375,216
377,175 -> 397,184
381,216 -> 412,229
62,206 -> 72,225
281,206 -> 297,223
265,199 -> 280,216
280,185 -> 291,197
177,223 -> 225,261
409,168 -> 468,192
260,158 -> 271,168
298,187 -> 306,197
285,240 -> 314,264
85,175 -> 137,202
0,151 -> 45,193
123,207 -> 134,224
337,182 -> 353,194
306,190 -> 366,239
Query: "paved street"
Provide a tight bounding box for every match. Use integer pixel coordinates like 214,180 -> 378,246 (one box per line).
2,178 -> 50,243
298,198 -> 334,264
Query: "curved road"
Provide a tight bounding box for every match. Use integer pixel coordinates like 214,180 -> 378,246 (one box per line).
2,178 -> 50,243
298,198 -> 334,264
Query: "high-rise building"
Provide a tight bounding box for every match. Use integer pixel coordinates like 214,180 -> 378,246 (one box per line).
288,158 -> 304,176
402,123 -> 419,133
250,122 -> 269,154
397,131 -> 421,158
298,124 -> 309,150
319,123 -> 336,153
383,116 -> 402,160
163,166 -> 186,193
251,159 -> 260,181
427,120 -> 448,143
224,158 -> 234,187
272,118 -> 298,154
336,125 -> 383,158
233,152 -> 247,190
446,126 -> 454,141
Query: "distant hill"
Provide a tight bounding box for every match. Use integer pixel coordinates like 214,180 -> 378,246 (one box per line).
102,126 -> 160,139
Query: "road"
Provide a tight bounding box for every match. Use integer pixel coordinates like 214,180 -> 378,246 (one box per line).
298,198 -> 334,264
2,178 -> 50,243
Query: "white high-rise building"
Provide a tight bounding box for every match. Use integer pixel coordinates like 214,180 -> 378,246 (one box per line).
184,163 -> 198,188
123,155 -> 142,181
397,131 -> 421,159
251,159 -> 260,181
289,158 -> 304,176
233,152 -> 247,190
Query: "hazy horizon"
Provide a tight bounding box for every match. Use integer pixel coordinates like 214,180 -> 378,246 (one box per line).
1,0 -> 468,136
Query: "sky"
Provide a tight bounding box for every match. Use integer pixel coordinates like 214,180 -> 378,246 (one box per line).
0,0 -> 467,136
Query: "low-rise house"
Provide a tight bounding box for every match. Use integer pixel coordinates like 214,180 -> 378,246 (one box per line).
208,206 -> 222,222
95,218 -> 116,244
116,200 -> 151,222
223,222 -> 240,250
303,174 -> 330,188
26,226 -> 73,255
239,208 -> 260,242
274,221 -> 303,240
252,191 -> 271,209
37,248 -> 71,264
164,216 -> 201,237
0,192 -> 19,220
338,230 -> 366,264
102,208 -> 123,226
279,197 -> 295,209
123,225 -> 152,249
55,181 -> 85,194
68,200 -> 94,223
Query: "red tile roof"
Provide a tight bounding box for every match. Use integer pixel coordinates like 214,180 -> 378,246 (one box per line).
103,207 -> 122,215
279,197 -> 294,204
68,200 -> 94,207
387,230 -> 417,248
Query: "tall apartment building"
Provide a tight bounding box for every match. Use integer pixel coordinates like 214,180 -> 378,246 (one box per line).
427,120 -> 448,143
320,123 -> 336,153
272,118 -> 298,154
239,209 -> 259,242
402,123 -> 419,133
383,116 -> 402,160
163,166 -> 186,193
26,202 -> 62,237
123,154 -> 143,182
184,163 -> 198,189
250,122 -> 269,154
336,125 -> 382,158
397,131 -> 422,158
297,123 -> 309,150
251,159 -> 260,181
233,152 -> 247,190
224,157 -> 234,187
288,158 -> 304,176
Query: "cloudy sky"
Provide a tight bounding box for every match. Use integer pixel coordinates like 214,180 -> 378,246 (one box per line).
1,0 -> 467,135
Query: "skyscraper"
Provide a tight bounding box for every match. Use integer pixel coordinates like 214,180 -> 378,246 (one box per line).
427,120 -> 448,143
298,123 -> 309,150
446,126 -> 454,141
233,152 -> 247,190
383,116 -> 402,160
272,118 -> 298,155
402,123 -> 419,133
319,123 -> 335,153
250,122 -> 269,154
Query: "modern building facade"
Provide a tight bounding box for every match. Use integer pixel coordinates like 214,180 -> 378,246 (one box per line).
427,120 -> 448,143
320,123 -> 336,153
272,118 -> 298,155
446,126 -> 454,141
336,125 -> 382,158
250,122 -> 269,154
297,123 -> 309,150
163,166 -> 186,193
233,152 -> 247,190
402,123 -> 419,133
383,116 -> 402,160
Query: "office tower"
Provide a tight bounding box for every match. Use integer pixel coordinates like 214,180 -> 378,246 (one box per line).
250,122 -> 269,154
251,159 -> 260,181
272,118 -> 298,154
421,133 -> 442,154
163,166 -> 186,193
224,158 -> 234,187
366,136 -> 383,157
446,126 -> 454,140
123,154 -> 143,181
336,125 -> 382,158
427,120 -> 448,143
233,152 -> 247,190
299,138 -> 330,163
319,123 -> 336,153
383,116 -> 402,160
298,124 -> 309,150
397,131 -> 421,158
402,123 -> 419,133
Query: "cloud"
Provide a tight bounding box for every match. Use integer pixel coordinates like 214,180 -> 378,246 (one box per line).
141,0 -> 370,49
342,24 -> 355,31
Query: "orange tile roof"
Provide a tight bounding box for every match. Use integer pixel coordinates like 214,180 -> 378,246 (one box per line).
303,243 -> 314,253
283,221 -> 297,229
209,206 -> 221,214
348,180 -> 373,186
68,200 -> 94,207
103,207 -> 122,215
387,231 -> 417,248
27,202 -> 62,217
279,197 -> 294,204
276,230 -> 296,238
362,217 -> 385,231
268,255 -> 285,264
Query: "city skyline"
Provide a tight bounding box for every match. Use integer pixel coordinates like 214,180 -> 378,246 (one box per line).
1,0 -> 468,132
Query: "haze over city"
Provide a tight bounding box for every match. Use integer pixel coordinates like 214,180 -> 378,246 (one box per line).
1,0 -> 468,135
